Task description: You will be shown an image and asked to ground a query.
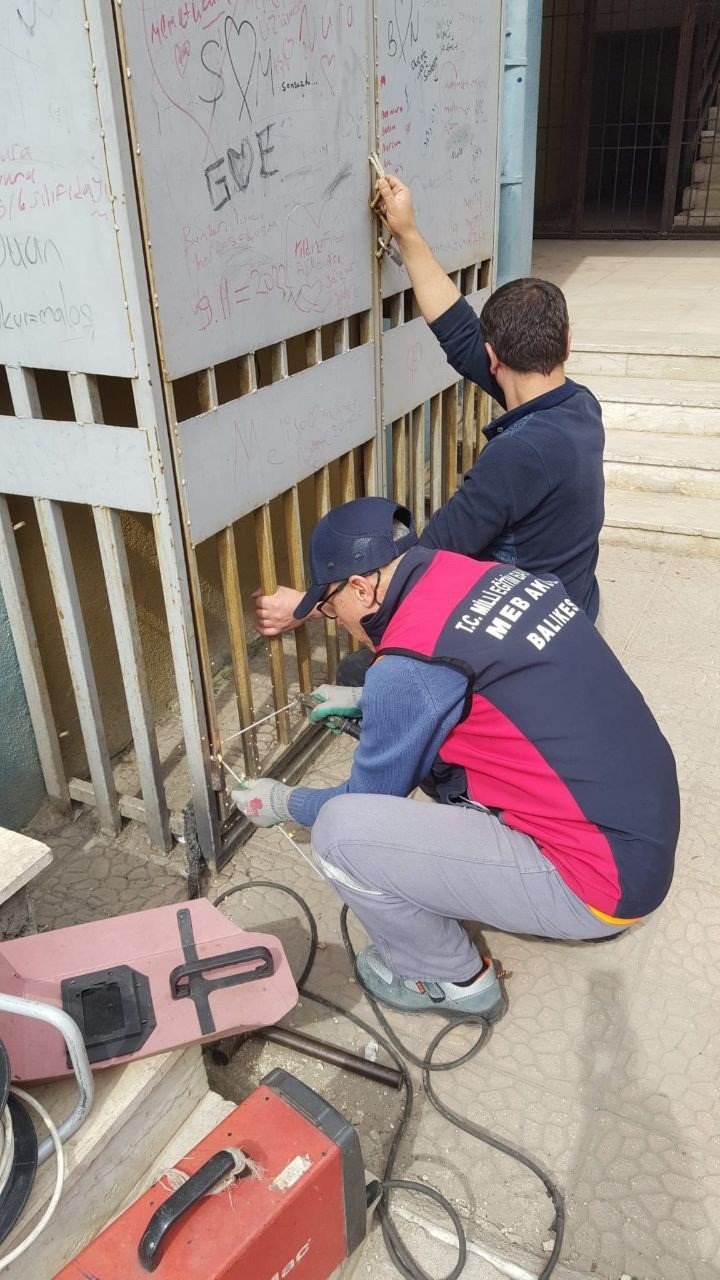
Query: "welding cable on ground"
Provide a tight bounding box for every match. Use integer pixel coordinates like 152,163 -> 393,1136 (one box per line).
213,881 -> 565,1280
0,1108 -> 14,1201
0,1088 -> 65,1272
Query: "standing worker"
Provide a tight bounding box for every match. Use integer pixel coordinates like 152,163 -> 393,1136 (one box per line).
254,173 -> 606,655
236,498 -> 679,1021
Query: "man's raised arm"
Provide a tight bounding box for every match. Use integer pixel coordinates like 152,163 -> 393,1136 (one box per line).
376,175 -> 504,404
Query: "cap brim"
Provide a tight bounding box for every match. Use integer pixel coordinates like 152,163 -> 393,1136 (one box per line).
293,583 -> 327,620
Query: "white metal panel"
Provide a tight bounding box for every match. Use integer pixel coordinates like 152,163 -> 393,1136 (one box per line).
0,0 -> 134,374
377,0 -> 503,292
382,288 -> 489,421
117,0 -> 374,378
0,417 -> 156,511
178,345 -> 376,544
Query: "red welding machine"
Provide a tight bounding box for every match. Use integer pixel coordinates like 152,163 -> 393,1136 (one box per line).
57,1069 -> 377,1280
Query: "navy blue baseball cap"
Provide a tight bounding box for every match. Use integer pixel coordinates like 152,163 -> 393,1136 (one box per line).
294,497 -> 418,619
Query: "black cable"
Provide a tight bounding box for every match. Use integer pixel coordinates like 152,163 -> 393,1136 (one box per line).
213,881 -> 565,1280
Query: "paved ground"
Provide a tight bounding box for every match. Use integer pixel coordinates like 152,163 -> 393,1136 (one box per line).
532,237 -> 720,350
17,539 -> 720,1280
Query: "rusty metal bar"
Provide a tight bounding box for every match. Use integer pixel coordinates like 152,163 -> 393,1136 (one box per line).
442,384 -> 459,504
314,463 -> 339,681
411,404 -> 426,532
255,502 -> 291,745
392,417 -> 407,506
476,390 -> 490,456
461,381 -> 476,475
282,486 -> 313,692
217,526 -> 258,778
213,1024 -> 403,1090
429,392 -> 443,515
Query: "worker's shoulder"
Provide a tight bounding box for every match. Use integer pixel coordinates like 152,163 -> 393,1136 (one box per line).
369,651 -> 465,688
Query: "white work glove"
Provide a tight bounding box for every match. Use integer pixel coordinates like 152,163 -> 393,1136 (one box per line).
231,778 -> 293,828
307,685 -> 363,723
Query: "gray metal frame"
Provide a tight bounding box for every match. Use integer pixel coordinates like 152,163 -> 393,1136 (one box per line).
0,0 -> 504,870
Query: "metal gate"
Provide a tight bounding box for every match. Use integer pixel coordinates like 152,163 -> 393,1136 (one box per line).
535,0 -> 720,236
0,0 -> 502,867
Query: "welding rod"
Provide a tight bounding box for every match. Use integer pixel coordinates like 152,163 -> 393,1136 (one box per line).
213,1025 -> 403,1090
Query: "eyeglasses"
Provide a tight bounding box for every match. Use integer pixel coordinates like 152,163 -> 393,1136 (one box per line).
317,580 -> 349,620
316,569 -> 382,620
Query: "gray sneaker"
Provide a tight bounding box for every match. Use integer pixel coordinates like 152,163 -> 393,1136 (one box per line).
355,946 -> 506,1021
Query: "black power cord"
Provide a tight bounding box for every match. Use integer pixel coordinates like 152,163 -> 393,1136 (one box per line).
213,880 -> 565,1280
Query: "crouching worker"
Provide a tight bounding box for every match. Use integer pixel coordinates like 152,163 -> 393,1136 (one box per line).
234,498 -> 679,1022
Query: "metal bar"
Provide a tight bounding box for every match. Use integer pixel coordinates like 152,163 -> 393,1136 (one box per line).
571,0 -> 598,232
240,352 -> 258,396
411,404 -> 426,532
5,364 -> 41,419
68,372 -> 103,423
68,370 -> 171,851
213,1024 -> 403,1089
429,393 -> 442,514
0,497 -> 69,807
609,0 -> 633,227
213,525 -> 257,778
87,0 -> 222,865
662,0 -> 700,228
305,328 -> 323,367
626,9 -> 647,230
282,486 -> 313,691
255,503 -> 291,743
392,417 -> 407,505
358,310 -> 378,496
93,506 -> 172,850
442,385 -> 459,504
198,368 -> 218,413
461,380 -> 476,475
314,465 -> 339,680
339,450 -> 356,505
35,497 -> 121,834
338,449 -> 362,652
476,390 -> 490,457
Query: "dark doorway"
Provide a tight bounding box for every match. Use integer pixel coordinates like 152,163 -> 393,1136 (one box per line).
535,0 -> 720,237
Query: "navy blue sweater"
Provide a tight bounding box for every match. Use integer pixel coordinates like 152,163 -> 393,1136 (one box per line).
422,297 -> 605,620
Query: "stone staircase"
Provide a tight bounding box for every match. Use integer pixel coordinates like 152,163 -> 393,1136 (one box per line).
676,101 -> 720,229
567,335 -> 720,557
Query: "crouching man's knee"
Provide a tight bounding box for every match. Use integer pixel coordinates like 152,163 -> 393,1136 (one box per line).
311,795 -> 381,896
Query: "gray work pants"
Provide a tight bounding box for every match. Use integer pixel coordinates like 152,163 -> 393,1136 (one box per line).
311,794 -> 625,982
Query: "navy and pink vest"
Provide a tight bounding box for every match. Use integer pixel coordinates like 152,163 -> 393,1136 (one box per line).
377,551 -> 679,920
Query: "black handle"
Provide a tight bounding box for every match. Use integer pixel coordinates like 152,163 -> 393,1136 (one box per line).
138,1149 -> 239,1272
169,945 -> 274,1000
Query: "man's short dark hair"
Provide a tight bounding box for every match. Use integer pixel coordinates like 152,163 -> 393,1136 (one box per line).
479,278 -> 569,376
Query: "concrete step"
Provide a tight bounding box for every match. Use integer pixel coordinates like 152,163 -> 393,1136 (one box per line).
692,157 -> 720,184
674,211 -> 720,227
5,1046 -> 209,1280
583,373 -> 720,435
569,344 -> 720,383
699,131 -> 720,158
683,185 -> 720,213
603,489 -> 720,556
604,429 -> 720,497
